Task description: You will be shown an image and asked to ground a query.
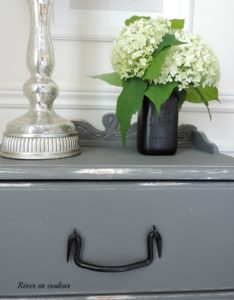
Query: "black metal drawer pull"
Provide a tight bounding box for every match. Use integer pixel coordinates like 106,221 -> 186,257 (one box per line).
67,226 -> 162,272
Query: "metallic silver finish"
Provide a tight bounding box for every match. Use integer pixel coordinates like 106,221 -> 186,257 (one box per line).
0,0 -> 80,160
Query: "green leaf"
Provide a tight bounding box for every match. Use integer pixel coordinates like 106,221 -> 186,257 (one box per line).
125,15 -> 150,26
145,82 -> 178,115
143,48 -> 171,81
170,19 -> 185,30
92,72 -> 123,87
156,33 -> 185,54
196,87 -> 219,120
197,86 -> 219,102
116,78 -> 148,145
143,34 -> 185,81
186,86 -> 219,103
186,86 -> 219,120
186,87 -> 201,103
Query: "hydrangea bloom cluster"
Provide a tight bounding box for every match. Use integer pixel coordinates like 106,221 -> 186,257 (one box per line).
111,17 -> 220,90
111,17 -> 171,79
154,31 -> 220,90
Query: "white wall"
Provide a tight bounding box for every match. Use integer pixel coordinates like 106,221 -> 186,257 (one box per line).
0,0 -> 233,155
190,0 -> 234,155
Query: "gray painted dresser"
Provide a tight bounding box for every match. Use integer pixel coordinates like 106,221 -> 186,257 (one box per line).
0,115 -> 234,300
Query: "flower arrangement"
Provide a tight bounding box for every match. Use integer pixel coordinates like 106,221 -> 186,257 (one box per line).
93,16 -> 220,144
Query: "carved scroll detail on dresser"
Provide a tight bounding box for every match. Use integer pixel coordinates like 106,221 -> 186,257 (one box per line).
73,113 -> 219,154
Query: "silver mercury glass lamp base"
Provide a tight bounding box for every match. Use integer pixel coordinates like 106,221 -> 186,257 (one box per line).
0,0 -> 80,160
0,139 -> 80,160
0,116 -> 80,160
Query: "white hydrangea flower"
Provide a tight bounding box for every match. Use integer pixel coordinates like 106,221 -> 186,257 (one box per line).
154,31 -> 220,90
111,17 -> 171,79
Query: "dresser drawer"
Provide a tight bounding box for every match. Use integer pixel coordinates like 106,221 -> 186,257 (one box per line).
0,181 -> 234,297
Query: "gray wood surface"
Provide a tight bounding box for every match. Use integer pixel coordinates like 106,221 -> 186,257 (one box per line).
2,291 -> 234,300
1,182 -> 234,297
0,114 -> 233,299
0,146 -> 233,180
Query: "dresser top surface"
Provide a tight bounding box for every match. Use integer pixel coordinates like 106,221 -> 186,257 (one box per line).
0,145 -> 233,181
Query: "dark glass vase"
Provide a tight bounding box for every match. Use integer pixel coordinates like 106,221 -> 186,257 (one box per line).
137,93 -> 179,155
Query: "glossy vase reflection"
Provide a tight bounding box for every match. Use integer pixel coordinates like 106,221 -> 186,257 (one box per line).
137,94 -> 179,155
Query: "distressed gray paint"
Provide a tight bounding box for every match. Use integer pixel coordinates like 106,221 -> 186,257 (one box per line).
0,182 -> 234,297
2,291 -> 234,300
0,116 -> 234,299
73,113 -> 219,154
0,146 -> 233,181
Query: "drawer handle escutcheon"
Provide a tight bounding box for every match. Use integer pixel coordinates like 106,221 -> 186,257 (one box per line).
67,226 -> 162,272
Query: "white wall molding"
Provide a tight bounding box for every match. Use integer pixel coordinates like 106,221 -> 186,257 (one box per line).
0,88 -> 233,112
0,89 -> 115,111
52,0 -> 194,42
52,27 -> 116,43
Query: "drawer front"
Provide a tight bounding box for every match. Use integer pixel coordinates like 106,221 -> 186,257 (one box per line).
0,182 -> 234,296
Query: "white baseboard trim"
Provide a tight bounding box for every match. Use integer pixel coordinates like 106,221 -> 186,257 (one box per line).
0,89 -> 234,112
